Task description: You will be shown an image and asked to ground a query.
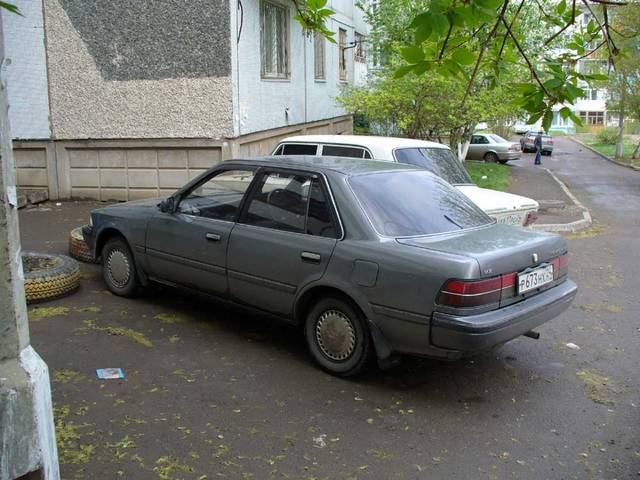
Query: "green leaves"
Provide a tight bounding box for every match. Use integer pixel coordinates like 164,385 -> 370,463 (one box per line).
452,48 -> 476,66
0,1 -> 21,15
401,46 -> 425,64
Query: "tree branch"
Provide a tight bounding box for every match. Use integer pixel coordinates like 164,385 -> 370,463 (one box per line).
501,14 -> 553,97
460,0 -> 511,108
499,0 -> 526,58
544,0 -> 576,46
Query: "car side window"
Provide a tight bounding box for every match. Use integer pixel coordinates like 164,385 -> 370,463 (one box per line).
322,145 -> 367,158
471,135 -> 489,144
272,144 -> 284,155
177,169 -> 255,221
307,179 -> 337,238
280,144 -> 318,155
242,172 -> 311,233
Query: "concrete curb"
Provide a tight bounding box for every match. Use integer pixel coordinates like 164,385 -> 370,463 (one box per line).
530,168 -> 592,233
570,136 -> 640,172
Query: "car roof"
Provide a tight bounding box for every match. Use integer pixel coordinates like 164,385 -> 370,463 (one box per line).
277,134 -> 448,150
224,155 -> 420,176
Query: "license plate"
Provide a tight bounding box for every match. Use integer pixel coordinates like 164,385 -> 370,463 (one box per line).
517,264 -> 554,294
496,213 -> 524,225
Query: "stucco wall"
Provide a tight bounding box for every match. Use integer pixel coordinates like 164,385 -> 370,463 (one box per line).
45,0 -> 234,140
232,0 -> 366,137
1,0 -> 51,140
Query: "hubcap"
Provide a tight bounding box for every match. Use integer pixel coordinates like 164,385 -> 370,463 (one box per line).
315,309 -> 356,361
106,249 -> 130,288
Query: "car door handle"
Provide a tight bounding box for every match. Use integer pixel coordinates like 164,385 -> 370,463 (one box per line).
301,251 -> 321,263
205,232 -> 221,242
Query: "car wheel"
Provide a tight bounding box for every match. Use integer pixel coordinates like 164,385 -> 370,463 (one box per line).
304,296 -> 373,377
102,236 -> 138,297
498,160 -> 508,165
484,152 -> 499,163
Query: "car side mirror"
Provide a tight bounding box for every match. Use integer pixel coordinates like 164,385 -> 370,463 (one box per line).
159,197 -> 175,213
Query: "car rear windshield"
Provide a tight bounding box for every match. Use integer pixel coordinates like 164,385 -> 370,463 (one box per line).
393,147 -> 473,185
350,170 -> 492,237
489,134 -> 508,143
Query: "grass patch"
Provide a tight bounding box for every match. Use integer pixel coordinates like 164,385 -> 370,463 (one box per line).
464,161 -> 511,192
585,140 -> 640,168
28,306 -> 70,322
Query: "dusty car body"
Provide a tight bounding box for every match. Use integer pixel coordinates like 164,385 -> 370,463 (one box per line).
466,133 -> 522,163
521,131 -> 555,155
273,135 -> 539,226
84,157 -> 577,376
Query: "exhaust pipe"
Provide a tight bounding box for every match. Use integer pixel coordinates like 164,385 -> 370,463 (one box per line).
523,330 -> 540,340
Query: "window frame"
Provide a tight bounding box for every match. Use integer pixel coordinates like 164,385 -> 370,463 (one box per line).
314,32 -> 326,80
174,167 -> 259,223
354,32 -> 366,63
260,0 -> 290,80
238,167 -> 343,239
338,28 -> 347,82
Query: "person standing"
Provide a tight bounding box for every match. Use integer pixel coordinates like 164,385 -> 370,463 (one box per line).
534,131 -> 543,165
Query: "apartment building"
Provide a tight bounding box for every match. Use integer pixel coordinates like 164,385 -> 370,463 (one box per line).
2,0 -> 370,200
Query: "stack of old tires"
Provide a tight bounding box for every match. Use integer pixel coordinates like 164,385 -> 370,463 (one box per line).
69,226 -> 97,263
22,252 -> 81,304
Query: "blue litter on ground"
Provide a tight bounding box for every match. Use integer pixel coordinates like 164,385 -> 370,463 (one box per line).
96,368 -> 125,379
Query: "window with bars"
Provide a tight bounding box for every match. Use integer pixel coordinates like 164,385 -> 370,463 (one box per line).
339,28 -> 347,81
355,32 -> 365,62
261,1 -> 289,79
314,32 -> 325,80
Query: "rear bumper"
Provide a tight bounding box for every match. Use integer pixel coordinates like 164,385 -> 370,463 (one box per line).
430,279 -> 577,352
497,151 -> 521,160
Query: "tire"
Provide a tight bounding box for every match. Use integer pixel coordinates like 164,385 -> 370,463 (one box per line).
484,152 -> 499,163
69,226 -> 97,263
22,252 -> 80,304
498,160 -> 508,165
102,236 -> 138,297
304,296 -> 373,377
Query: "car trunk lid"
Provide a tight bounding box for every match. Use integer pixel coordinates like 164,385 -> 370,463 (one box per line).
397,224 -> 566,277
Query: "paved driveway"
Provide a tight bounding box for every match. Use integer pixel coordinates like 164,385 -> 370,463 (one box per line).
20,137 -> 639,479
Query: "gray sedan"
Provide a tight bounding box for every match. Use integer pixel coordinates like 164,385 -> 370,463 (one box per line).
84,156 -> 576,376
466,133 -> 522,163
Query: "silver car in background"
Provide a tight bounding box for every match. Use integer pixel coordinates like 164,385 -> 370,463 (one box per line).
466,133 -> 521,163
521,131 -> 555,155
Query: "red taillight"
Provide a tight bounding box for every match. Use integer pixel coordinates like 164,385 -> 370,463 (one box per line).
439,275 -> 510,308
523,211 -> 539,226
438,254 -> 568,310
551,253 -> 569,279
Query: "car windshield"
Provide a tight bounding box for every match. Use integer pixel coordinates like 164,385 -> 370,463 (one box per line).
350,170 -> 493,237
489,134 -> 508,143
393,147 -> 473,185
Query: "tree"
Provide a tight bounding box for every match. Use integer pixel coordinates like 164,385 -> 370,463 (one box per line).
603,1 -> 640,159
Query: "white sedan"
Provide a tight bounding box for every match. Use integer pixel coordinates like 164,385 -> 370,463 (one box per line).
272,135 -> 539,226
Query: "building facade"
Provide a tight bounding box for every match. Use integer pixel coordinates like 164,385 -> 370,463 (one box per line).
549,10 -> 612,133
3,0 -> 369,200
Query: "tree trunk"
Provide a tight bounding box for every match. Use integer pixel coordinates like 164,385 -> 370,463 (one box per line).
615,78 -> 626,160
632,141 -> 640,159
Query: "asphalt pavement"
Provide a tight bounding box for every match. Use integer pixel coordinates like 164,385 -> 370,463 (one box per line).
19,136 -> 639,479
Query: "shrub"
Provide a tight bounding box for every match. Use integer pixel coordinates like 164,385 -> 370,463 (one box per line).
595,127 -> 618,145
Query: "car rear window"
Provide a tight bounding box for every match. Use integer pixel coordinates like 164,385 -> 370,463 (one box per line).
489,134 -> 508,143
393,147 -> 473,185
350,171 -> 492,237
322,145 -> 368,158
279,144 -> 318,155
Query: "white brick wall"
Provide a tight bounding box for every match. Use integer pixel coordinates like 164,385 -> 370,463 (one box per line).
1,0 -> 51,139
